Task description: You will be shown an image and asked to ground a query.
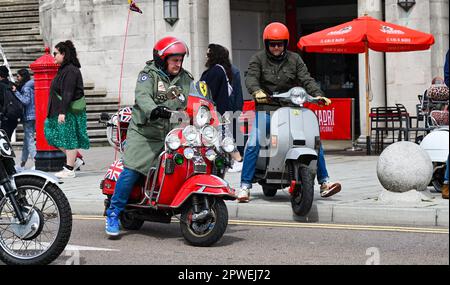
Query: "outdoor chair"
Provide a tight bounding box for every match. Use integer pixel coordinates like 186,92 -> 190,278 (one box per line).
370,106 -> 408,153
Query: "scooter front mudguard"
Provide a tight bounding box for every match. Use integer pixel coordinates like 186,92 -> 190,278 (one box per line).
285,148 -> 318,168
169,175 -> 236,208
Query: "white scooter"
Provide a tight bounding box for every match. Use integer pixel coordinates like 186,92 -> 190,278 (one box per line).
253,87 -> 323,216
420,126 -> 449,192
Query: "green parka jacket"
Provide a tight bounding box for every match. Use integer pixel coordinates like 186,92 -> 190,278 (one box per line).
123,61 -> 193,175
245,50 -> 324,111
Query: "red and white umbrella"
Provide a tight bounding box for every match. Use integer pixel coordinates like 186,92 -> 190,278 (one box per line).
298,15 -> 435,139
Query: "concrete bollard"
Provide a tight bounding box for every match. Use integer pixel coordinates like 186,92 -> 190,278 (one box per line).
377,141 -> 433,192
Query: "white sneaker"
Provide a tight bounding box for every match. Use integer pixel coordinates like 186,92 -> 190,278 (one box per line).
55,167 -> 76,179
237,186 -> 250,203
14,166 -> 25,173
74,157 -> 85,171
228,161 -> 243,173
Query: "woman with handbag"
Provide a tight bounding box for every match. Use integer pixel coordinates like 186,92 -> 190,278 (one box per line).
45,40 -> 90,179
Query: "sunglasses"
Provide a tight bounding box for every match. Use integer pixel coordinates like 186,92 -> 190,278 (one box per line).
269,42 -> 284,48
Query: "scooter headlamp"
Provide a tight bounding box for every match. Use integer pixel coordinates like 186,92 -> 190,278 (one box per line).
165,134 -> 181,150
195,106 -> 211,128
221,137 -> 235,153
205,149 -> 217,161
201,125 -> 218,146
183,147 -> 195,160
182,125 -> 200,145
290,87 -> 308,105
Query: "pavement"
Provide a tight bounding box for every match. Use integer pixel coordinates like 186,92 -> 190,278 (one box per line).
13,140 -> 449,228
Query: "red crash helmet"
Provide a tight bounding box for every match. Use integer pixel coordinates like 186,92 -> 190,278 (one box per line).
153,36 -> 189,68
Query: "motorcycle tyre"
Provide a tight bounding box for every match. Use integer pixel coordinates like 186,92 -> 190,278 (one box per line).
0,176 -> 72,265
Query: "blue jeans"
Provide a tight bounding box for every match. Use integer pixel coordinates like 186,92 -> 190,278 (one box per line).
106,167 -> 142,216
21,120 -> 36,164
240,111 -> 329,188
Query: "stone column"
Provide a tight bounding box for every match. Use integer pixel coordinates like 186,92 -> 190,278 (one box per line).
189,0 -> 209,80
385,0 -> 433,120
357,0 -> 386,143
208,0 -> 232,54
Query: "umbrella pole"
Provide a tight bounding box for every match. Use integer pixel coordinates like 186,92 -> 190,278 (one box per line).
365,46 -> 371,155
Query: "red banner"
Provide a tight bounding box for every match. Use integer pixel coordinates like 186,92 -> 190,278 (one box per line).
304,98 -> 352,140
240,98 -> 352,140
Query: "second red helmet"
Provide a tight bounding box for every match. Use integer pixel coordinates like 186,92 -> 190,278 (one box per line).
153,36 -> 189,68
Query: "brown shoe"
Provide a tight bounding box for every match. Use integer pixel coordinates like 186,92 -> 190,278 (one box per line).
442,184 -> 449,199
320,181 -> 342,198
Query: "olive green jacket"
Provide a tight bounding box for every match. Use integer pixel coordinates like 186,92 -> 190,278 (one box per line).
123,61 -> 193,175
245,50 -> 324,111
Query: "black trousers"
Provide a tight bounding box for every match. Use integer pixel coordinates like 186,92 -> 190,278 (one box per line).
1,118 -> 18,139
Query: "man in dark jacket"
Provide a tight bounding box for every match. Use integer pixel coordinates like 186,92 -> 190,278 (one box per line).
237,22 -> 341,202
0,65 -> 19,138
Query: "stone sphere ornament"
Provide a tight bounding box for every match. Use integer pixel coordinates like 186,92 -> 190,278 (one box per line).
376,141 -> 433,192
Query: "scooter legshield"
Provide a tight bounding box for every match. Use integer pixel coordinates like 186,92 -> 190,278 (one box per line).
169,174 -> 236,208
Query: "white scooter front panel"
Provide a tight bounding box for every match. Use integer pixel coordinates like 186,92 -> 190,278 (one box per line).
255,107 -> 320,181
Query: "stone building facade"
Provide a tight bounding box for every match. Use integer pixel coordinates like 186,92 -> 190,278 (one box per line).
38,0 -> 449,136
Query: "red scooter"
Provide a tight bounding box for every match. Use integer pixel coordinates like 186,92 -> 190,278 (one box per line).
100,82 -> 237,246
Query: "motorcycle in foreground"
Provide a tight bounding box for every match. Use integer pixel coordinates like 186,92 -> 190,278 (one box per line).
0,116 -> 72,265
100,82 -> 237,246
253,87 -> 325,216
419,84 -> 449,192
420,127 -> 449,192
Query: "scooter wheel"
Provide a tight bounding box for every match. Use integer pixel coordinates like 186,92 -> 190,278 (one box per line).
262,185 -> 278,197
290,163 -> 315,216
180,197 -> 228,247
120,211 -> 144,230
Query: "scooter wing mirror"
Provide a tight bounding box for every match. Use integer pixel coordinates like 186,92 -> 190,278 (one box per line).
222,112 -> 232,124
100,112 -> 111,122
167,85 -> 186,103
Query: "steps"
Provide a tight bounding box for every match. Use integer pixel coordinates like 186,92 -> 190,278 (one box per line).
0,0 -> 44,74
3,0 -> 123,147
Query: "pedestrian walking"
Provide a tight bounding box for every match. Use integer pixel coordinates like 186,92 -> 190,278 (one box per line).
44,40 -> 89,179
200,43 -> 233,115
0,65 -> 22,138
200,43 -> 242,167
13,69 -> 36,170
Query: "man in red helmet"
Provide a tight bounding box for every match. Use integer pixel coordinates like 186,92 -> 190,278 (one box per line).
105,36 -> 193,237
238,22 -> 341,202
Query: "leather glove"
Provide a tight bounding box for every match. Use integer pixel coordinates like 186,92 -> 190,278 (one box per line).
317,96 -> 331,106
253,90 -> 269,104
150,106 -> 172,120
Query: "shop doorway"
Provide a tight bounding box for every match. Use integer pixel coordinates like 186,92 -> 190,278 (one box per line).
295,0 -> 360,136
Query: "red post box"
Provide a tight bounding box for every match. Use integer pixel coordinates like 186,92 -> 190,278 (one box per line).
30,47 -> 65,171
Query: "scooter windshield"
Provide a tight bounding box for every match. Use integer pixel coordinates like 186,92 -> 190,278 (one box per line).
188,81 -> 214,103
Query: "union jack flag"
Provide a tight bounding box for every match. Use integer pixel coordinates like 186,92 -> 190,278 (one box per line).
105,159 -> 124,181
128,0 -> 143,14
119,107 -> 132,123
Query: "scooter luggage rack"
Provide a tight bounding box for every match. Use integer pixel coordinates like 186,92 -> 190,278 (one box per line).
142,152 -> 167,208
